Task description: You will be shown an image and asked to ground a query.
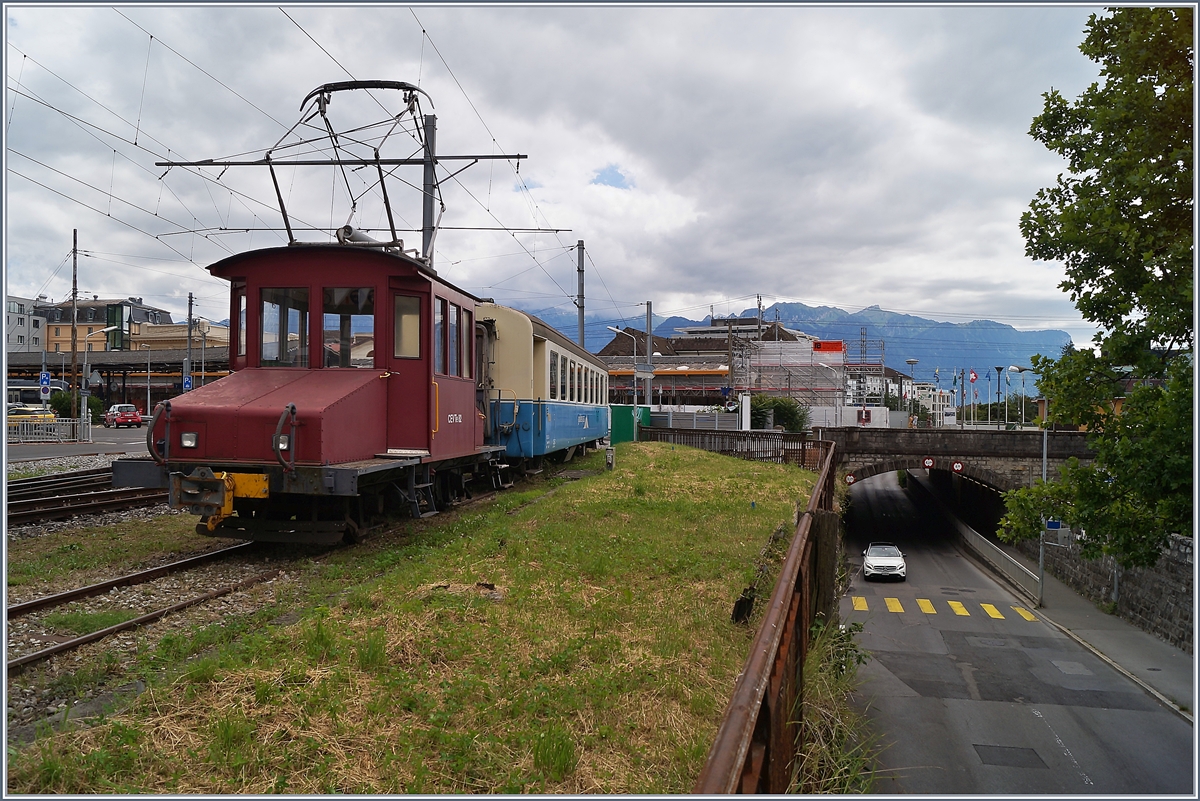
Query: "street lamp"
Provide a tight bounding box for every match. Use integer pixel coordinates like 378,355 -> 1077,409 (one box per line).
817,362 -> 842,427
905,359 -> 918,423
1009,365 -> 1032,428
81,326 -> 119,418
141,343 -> 152,415
994,366 -> 1004,430
607,326 -> 641,440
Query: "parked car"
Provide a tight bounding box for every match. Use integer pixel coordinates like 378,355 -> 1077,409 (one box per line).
104,404 -> 143,428
863,542 -> 907,581
6,405 -> 56,428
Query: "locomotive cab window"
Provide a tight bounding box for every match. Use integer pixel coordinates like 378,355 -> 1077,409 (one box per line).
261,288 -> 309,367
393,295 -> 420,358
323,288 -> 375,368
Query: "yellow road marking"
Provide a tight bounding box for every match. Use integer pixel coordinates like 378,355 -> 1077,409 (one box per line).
885,597 -> 905,613
852,596 -> 868,611
1012,606 -> 1038,621
948,600 -> 970,616
917,598 -> 936,614
981,603 -> 1005,619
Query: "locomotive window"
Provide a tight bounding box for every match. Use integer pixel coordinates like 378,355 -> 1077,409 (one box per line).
448,303 -> 460,376
393,295 -> 420,358
236,290 -> 247,357
323,288 -> 375,368
462,309 -> 472,379
549,352 -> 558,400
434,298 -> 447,374
261,288 -> 309,367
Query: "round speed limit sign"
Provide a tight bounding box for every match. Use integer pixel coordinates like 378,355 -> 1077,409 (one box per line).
844,474 -> 856,485
922,457 -> 935,469
952,460 -> 964,473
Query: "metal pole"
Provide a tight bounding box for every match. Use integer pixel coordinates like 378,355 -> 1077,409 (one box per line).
645,301 -> 653,412
201,328 -> 206,386
70,229 -> 79,420
185,293 -> 194,390
422,114 -> 437,266
144,344 -> 151,414
1038,424 -> 1048,606
577,240 -> 585,348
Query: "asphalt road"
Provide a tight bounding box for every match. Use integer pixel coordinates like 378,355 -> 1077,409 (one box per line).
842,472 -> 1193,795
6,423 -> 149,463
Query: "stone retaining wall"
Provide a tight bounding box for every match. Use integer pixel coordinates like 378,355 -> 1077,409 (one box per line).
1015,534 -> 1193,654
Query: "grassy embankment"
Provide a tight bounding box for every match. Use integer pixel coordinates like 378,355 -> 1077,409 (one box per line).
9,441 -> 821,793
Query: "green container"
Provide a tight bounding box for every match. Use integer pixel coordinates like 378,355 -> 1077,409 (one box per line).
610,405 -> 650,444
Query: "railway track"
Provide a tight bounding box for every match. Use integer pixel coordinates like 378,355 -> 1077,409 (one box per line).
7,468 -> 167,525
6,543 -> 276,674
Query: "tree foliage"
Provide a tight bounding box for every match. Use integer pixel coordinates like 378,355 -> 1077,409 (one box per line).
999,8 -> 1193,568
750,394 -> 811,432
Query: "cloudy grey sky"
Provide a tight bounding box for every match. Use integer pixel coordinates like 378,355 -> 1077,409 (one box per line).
5,4 -> 1107,345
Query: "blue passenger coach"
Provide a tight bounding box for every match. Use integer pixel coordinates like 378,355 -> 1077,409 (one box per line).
478,303 -> 610,460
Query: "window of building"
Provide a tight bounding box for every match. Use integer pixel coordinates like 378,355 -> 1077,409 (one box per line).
549,352 -> 558,400
322,287 -> 375,368
54,343 -> 59,352
16,317 -> 23,326
32,319 -> 39,329
54,327 -> 60,337
260,288 -> 309,367
393,295 -> 421,358
32,337 -> 38,345
17,335 -> 24,344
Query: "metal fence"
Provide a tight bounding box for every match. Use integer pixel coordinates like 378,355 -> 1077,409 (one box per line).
694,439 -> 840,793
6,418 -> 92,444
648,410 -> 741,431
638,426 -> 826,471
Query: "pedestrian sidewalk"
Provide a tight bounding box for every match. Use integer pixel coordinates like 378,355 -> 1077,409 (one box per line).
1000,541 -> 1194,722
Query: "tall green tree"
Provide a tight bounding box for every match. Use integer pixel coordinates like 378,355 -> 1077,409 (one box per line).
999,8 -> 1193,568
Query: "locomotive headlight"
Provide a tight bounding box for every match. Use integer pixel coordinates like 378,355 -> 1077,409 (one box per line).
275,433 -> 290,451
180,432 -> 199,448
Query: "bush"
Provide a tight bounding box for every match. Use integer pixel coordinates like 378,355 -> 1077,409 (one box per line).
750,394 -> 811,432
49,391 -> 102,422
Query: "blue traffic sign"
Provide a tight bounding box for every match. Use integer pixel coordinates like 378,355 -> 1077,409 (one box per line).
39,371 -> 50,386
182,376 -> 193,391
1046,519 -> 1062,530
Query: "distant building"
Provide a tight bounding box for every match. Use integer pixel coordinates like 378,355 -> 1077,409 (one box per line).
38,296 -> 174,353
5,295 -> 47,353
138,319 -> 230,351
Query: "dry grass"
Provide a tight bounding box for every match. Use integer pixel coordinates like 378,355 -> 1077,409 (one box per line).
9,442 -> 819,793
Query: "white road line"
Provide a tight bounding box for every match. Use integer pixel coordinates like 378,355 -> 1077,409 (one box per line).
1032,708 -> 1093,786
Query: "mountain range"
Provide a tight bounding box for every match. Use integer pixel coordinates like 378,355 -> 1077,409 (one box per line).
523,301 -> 1071,385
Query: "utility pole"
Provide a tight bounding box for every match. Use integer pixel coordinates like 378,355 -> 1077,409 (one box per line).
185,293 -> 194,390
70,229 -> 79,419
576,240 -> 585,348
422,114 -> 438,268
645,301 -> 653,410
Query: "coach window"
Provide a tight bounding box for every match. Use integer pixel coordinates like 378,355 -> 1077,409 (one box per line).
393,295 -> 421,358
569,360 -> 576,402
261,288 -> 309,367
448,303 -> 460,376
323,288 -> 375,368
549,351 -> 558,400
560,355 -> 567,399
434,298 -> 447,374
461,309 -> 473,378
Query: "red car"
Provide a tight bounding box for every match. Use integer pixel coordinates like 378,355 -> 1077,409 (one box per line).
104,404 -> 143,428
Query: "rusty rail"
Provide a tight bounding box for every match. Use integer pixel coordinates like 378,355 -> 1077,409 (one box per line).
638,427 -> 826,471
694,438 -> 840,793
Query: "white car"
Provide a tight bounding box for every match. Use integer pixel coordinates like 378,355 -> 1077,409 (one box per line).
863,542 -> 906,581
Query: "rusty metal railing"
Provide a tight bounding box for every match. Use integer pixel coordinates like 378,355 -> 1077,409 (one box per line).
637,427 -> 827,471
694,439 -> 839,793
